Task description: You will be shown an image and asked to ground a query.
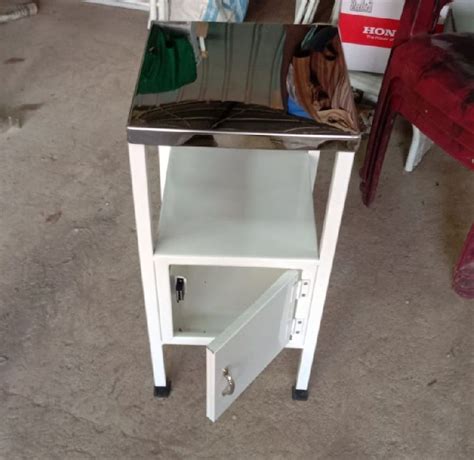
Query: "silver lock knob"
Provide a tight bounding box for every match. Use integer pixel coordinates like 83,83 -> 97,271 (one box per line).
222,368 -> 235,396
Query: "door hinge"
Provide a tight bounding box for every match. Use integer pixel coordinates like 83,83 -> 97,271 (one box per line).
290,318 -> 305,338
291,279 -> 311,302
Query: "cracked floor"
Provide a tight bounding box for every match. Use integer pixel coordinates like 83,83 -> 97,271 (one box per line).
1,0 -> 473,458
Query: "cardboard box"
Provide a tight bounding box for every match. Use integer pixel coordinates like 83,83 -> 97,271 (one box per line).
339,0 -> 445,74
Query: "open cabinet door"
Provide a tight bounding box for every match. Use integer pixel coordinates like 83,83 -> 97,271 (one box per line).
206,270 -> 299,422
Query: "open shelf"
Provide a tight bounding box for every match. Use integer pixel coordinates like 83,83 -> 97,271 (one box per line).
155,147 -> 318,264
169,265 -> 290,340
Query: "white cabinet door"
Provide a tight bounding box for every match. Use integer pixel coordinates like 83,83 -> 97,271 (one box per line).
206,270 -> 299,422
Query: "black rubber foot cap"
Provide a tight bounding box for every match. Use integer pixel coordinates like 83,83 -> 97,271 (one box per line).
154,380 -> 172,398
292,386 -> 309,401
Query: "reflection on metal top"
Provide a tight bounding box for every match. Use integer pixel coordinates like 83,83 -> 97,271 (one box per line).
128,22 -> 361,148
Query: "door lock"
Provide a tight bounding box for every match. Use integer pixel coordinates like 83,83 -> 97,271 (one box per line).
175,276 -> 186,303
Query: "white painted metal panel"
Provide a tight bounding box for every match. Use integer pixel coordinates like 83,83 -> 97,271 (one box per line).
156,147 -> 318,262
169,265 -> 286,338
206,270 -> 298,422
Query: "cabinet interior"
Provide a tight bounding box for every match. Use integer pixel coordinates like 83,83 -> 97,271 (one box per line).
169,265 -> 292,338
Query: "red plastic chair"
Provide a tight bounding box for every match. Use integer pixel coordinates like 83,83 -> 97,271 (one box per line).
360,0 -> 474,298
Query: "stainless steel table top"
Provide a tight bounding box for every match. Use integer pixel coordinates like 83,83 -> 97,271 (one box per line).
127,22 -> 361,149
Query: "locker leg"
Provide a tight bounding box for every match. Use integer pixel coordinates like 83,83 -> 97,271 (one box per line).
129,143 -> 170,394
295,151 -> 355,394
292,386 -> 309,401
154,380 -> 172,398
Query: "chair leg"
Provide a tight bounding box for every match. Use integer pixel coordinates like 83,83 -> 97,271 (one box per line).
453,224 -> 474,299
404,126 -> 433,172
360,87 -> 397,206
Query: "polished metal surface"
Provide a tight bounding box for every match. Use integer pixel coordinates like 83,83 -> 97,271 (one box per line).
128,22 -> 361,148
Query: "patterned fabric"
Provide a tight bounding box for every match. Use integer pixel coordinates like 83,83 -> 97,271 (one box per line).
287,27 -> 358,133
202,0 -> 249,22
169,0 -> 248,22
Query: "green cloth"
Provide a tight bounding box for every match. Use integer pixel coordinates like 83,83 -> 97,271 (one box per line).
137,26 -> 197,94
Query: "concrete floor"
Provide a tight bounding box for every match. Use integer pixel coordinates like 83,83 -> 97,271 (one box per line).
1,1 -> 473,458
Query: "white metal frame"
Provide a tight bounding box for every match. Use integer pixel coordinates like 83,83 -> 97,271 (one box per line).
128,144 -> 167,387
129,142 -> 355,393
296,150 -> 354,390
